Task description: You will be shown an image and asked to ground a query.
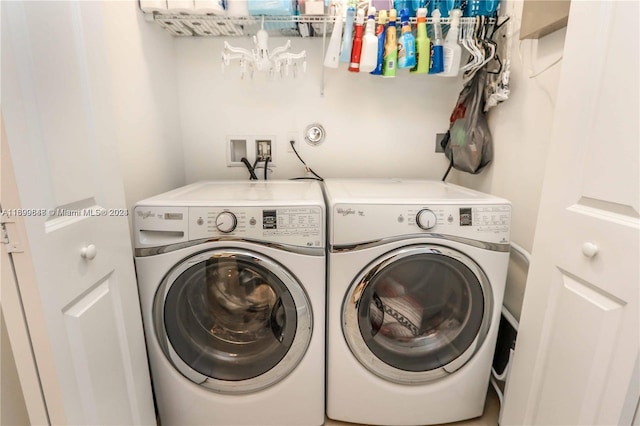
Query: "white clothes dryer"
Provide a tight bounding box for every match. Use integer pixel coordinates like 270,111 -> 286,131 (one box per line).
323,179 -> 511,426
134,181 -> 325,426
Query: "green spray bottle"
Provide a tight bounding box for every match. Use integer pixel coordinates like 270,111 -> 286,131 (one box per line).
410,7 -> 430,74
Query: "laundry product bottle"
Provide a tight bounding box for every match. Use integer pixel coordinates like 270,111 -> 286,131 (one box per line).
359,7 -> 379,73
428,8 -> 444,74
382,8 -> 398,77
370,9 -> 388,75
394,0 -> 415,16
439,8 -> 462,76
410,7 -> 430,73
397,8 -> 416,68
348,9 -> 366,72
339,2 -> 356,62
465,0 -> 498,16
437,0 -> 461,17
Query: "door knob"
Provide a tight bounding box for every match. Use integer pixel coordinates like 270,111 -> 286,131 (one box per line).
81,244 -> 97,260
581,242 -> 599,258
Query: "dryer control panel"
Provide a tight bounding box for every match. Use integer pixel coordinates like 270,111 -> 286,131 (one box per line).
331,203 -> 511,246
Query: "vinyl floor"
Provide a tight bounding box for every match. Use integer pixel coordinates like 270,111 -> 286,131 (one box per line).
324,385 -> 500,426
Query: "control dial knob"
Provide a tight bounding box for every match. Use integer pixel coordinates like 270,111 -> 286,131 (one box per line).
215,211 -> 237,233
416,209 -> 438,230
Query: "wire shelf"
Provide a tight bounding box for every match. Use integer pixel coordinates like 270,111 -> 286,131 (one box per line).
146,12 -> 494,37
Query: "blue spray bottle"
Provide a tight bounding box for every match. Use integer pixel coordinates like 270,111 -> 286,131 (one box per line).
370,9 -> 387,75
397,8 -> 416,68
339,1 -> 356,63
428,8 -> 444,73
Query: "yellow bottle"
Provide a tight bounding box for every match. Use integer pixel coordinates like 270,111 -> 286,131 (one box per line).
382,9 -> 397,77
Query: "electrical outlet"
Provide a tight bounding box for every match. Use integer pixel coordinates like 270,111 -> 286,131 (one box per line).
256,139 -> 272,160
435,133 -> 447,153
286,131 -> 298,153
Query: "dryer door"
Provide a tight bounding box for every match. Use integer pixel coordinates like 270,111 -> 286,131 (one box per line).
153,248 -> 312,394
342,244 -> 492,385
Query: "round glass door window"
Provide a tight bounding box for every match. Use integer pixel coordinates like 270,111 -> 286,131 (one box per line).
343,245 -> 492,384
154,249 -> 312,394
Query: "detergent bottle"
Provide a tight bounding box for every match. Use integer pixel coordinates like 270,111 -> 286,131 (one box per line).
382,9 -> 398,77
348,8 -> 366,71
339,2 -> 356,62
410,7 -> 430,73
397,8 -> 416,68
428,8 -> 444,74
359,7 -> 379,73
370,9 -> 387,75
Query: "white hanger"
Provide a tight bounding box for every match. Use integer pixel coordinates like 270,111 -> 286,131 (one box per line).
221,16 -> 307,79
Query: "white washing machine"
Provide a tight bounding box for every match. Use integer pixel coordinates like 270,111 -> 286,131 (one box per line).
134,181 -> 325,426
324,179 -> 511,426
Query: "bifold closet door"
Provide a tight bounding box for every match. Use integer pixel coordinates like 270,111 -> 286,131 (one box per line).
502,1 -> 640,424
2,2 -> 155,424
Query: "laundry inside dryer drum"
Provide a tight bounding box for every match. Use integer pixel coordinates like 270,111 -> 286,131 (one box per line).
163,256 -> 298,381
358,254 -> 484,372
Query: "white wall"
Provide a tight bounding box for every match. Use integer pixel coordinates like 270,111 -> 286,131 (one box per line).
453,0 -> 566,319
102,1 -> 185,215
175,37 -> 461,182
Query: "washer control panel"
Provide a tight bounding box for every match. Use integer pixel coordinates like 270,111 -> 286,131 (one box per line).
189,206 -> 323,248
332,203 -> 511,245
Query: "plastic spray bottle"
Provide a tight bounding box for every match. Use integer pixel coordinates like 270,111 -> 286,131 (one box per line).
370,9 -> 387,75
410,7 -> 430,74
382,9 -> 398,77
339,2 -> 356,63
439,8 -> 462,76
428,8 -> 444,74
359,7 -> 378,73
397,8 -> 416,68
348,9 -> 366,72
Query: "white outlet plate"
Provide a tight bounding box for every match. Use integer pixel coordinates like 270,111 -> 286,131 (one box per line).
286,131 -> 298,153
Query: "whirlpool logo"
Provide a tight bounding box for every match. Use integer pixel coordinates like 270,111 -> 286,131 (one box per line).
337,208 -> 355,216
336,207 -> 365,217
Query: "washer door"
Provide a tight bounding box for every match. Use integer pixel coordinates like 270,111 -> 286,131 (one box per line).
154,248 -> 312,394
342,245 -> 493,385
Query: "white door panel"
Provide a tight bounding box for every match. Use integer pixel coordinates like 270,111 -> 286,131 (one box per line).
2,1 -> 155,424
503,1 -> 639,425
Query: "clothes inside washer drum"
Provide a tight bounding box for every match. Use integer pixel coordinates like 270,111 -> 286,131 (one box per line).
164,256 -> 297,381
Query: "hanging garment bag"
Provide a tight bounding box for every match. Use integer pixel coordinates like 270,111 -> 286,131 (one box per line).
441,68 -> 493,174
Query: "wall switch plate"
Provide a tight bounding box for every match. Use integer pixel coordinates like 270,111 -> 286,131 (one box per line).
435,133 -> 447,153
